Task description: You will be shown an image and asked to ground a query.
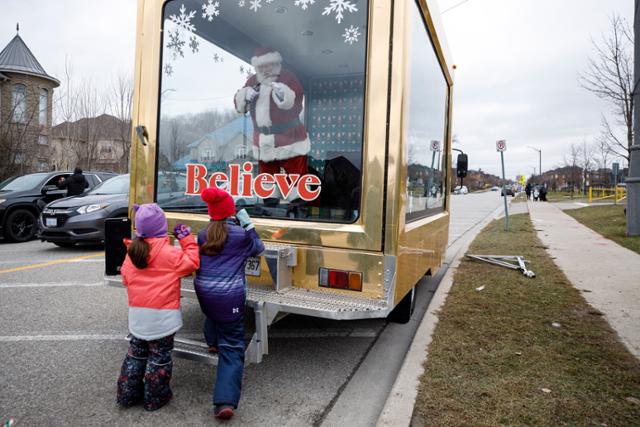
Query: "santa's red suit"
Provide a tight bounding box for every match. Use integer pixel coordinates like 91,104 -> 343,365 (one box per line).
234,49 -> 309,175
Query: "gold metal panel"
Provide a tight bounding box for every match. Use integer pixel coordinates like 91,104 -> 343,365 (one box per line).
248,247 -> 385,300
387,0 -> 454,304
130,0 -> 394,253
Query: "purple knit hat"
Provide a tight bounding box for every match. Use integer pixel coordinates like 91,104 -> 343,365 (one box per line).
133,203 -> 167,238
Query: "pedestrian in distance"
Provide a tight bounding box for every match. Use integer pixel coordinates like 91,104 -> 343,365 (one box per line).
116,203 -> 200,411
195,187 -> 265,420
57,167 -> 89,196
533,186 -> 540,202
525,182 -> 532,201
540,184 -> 548,202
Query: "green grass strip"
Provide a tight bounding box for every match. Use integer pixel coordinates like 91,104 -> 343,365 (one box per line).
412,214 -> 640,427
565,205 -> 640,255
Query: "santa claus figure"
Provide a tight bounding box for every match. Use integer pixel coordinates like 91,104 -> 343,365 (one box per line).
234,47 -> 310,176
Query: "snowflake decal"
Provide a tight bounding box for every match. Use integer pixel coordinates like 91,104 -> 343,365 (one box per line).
294,0 -> 315,10
213,53 -> 223,62
189,35 -> 200,53
249,0 -> 262,12
342,25 -> 361,44
238,0 -> 245,6
166,29 -> 185,59
322,0 -> 358,24
169,4 -> 196,33
164,63 -> 174,76
201,0 -> 220,21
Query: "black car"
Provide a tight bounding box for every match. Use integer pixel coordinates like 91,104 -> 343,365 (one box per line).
39,174 -> 129,247
0,171 -> 115,242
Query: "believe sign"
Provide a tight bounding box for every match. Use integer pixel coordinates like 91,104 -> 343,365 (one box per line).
496,140 -> 507,152
185,162 -> 322,201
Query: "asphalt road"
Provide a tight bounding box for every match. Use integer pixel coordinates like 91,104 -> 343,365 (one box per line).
0,192 -> 503,426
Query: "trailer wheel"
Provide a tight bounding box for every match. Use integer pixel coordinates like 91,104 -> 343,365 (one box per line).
388,286 -> 416,324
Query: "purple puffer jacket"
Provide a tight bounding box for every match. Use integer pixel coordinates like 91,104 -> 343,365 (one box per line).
195,223 -> 264,323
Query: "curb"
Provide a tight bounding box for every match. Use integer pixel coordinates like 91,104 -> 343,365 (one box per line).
376,204 -> 508,426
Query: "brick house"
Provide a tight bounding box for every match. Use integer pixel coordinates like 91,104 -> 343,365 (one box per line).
0,28 -> 59,179
51,114 -> 130,173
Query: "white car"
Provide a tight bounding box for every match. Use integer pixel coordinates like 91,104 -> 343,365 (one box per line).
453,185 -> 468,195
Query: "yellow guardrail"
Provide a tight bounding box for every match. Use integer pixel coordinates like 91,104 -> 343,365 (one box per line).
588,186 -> 626,203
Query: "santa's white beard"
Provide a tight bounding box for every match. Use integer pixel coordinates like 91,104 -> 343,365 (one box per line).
256,64 -> 281,83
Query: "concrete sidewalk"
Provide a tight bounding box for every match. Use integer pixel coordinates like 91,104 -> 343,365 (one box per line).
528,201 -> 640,359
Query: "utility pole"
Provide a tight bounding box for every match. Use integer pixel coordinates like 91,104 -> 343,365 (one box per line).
528,146 -> 542,179
630,0 -> 640,235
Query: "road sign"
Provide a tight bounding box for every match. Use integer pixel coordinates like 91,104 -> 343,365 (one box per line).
496,140 -> 507,152
430,140 -> 441,152
612,162 -> 620,176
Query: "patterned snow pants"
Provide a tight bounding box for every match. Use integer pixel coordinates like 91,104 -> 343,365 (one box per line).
116,334 -> 175,411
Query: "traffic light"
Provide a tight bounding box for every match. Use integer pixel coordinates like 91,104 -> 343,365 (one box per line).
456,154 -> 468,178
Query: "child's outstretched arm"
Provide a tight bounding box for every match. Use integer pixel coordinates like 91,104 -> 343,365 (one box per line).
237,209 -> 265,257
172,224 -> 200,276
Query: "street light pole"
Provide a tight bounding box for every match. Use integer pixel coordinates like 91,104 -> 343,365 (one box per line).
629,0 -> 640,235
528,146 -> 542,179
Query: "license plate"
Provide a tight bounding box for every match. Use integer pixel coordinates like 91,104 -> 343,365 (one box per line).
245,257 -> 261,276
45,217 -> 57,227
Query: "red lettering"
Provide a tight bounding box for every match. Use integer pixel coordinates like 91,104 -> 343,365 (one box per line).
297,175 -> 322,201
274,174 -> 300,199
209,172 -> 228,189
228,164 -> 240,196
185,163 -> 208,195
253,174 -> 276,198
183,163 -> 322,202
241,162 -> 253,196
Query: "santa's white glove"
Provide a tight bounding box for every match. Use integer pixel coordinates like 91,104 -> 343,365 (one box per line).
244,87 -> 258,102
271,82 -> 285,101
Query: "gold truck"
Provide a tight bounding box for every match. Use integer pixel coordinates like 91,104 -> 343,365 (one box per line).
106,0 -> 461,364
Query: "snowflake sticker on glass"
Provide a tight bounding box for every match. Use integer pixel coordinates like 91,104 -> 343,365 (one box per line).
322,0 -> 358,24
294,0 -> 316,10
249,0 -> 262,12
343,25 -> 361,45
189,35 -> 200,53
167,29 -> 185,59
170,4 -> 196,32
201,0 -> 220,22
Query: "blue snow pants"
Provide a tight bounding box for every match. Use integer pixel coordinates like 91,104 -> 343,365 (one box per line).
204,317 -> 245,408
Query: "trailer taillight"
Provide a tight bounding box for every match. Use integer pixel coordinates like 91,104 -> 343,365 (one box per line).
319,268 -> 362,292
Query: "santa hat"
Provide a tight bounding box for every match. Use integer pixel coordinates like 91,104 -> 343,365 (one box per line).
201,187 -> 235,220
133,203 -> 167,238
251,47 -> 282,68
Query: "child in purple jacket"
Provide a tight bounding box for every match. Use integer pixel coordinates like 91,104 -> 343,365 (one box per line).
195,187 -> 264,420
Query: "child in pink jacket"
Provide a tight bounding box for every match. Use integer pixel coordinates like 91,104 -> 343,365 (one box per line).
117,203 -> 199,411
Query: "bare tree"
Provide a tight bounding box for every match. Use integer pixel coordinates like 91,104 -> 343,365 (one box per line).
72,79 -> 106,170
0,84 -> 43,179
564,143 -> 582,197
52,56 -> 79,171
580,15 -> 634,162
579,140 -> 596,192
106,73 -> 133,172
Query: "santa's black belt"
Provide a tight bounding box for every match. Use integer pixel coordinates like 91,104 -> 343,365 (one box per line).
257,119 -> 301,135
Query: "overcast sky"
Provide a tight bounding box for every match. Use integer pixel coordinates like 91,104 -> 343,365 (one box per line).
0,0 -> 634,179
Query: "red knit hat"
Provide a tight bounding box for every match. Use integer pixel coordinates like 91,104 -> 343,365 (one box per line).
201,187 -> 235,220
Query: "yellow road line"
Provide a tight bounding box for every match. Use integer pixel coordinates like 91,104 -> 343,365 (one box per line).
0,253 -> 104,275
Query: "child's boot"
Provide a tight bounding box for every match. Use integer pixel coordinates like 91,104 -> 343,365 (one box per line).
143,336 -> 174,411
116,340 -> 148,407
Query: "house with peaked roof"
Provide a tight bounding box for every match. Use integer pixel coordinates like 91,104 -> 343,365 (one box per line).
0,26 -> 59,178
184,116 -> 253,168
51,113 -> 131,173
